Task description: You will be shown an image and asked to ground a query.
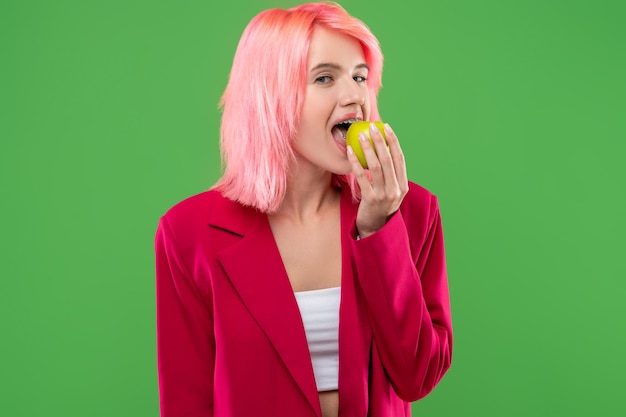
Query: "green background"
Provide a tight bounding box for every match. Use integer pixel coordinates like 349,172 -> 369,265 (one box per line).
2,0 -> 625,415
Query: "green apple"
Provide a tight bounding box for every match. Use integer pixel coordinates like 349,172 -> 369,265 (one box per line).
346,121 -> 387,168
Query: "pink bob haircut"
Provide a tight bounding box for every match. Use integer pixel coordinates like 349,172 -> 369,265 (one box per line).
214,1 -> 384,213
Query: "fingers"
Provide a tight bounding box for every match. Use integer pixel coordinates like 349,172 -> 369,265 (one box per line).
383,123 -> 409,195
347,122 -> 408,197
347,129 -> 383,201
347,142 -> 371,191
361,123 -> 407,197
348,123 -> 409,236
368,123 -> 395,190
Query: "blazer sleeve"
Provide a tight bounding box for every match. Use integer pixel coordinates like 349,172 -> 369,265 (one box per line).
350,192 -> 453,402
155,216 -> 215,417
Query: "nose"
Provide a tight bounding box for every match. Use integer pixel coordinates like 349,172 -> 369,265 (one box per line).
339,79 -> 366,108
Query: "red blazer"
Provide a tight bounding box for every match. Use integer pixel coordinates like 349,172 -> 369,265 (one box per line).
155,182 -> 453,417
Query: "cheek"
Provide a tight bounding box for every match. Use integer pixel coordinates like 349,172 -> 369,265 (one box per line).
364,100 -> 373,120
305,87 -> 333,113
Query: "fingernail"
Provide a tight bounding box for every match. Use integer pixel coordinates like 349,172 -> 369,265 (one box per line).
370,123 -> 377,132
347,145 -> 354,155
359,132 -> 367,142
384,123 -> 392,134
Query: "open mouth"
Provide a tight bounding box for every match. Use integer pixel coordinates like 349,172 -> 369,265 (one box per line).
331,118 -> 359,141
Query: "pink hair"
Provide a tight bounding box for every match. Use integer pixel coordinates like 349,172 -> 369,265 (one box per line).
214,1 -> 384,213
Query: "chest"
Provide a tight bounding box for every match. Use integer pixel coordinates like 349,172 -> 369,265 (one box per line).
269,213 -> 342,292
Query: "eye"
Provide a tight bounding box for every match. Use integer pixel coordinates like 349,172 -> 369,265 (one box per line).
315,75 -> 333,84
354,75 -> 368,83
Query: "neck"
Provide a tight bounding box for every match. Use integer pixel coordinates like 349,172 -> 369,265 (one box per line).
273,163 -> 339,222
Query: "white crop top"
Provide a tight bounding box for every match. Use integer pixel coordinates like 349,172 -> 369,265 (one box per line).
294,286 -> 341,392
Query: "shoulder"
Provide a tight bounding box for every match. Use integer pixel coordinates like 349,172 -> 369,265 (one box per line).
401,181 -> 440,218
158,189 -> 232,243
158,188 -> 258,245
161,189 -> 222,225
397,181 -> 442,239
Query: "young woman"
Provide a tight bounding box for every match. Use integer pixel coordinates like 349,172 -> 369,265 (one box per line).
155,2 -> 453,416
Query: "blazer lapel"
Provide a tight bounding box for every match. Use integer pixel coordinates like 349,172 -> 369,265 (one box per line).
338,188 -> 373,417
210,197 -> 320,416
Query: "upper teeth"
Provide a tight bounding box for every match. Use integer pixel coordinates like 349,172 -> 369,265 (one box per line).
338,119 -> 359,126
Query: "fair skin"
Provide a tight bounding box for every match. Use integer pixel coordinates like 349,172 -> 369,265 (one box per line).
268,26 -> 408,417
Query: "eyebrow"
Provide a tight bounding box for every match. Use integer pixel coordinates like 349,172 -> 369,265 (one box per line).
309,62 -> 370,72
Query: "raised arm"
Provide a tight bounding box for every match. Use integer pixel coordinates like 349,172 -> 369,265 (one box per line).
350,192 -> 453,401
